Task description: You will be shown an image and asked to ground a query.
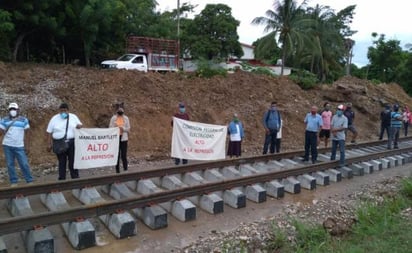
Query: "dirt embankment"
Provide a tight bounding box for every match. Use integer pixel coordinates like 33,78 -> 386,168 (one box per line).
0,62 -> 411,167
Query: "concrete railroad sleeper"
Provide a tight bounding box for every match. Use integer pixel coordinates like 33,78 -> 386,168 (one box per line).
0,139 -> 411,253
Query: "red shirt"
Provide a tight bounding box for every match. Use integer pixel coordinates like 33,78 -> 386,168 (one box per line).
171,112 -> 189,126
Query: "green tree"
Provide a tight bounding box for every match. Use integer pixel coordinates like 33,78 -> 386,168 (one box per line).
183,4 -> 242,60
398,51 -> 412,95
252,31 -> 281,64
303,4 -> 350,82
0,9 -> 13,33
0,9 -> 14,60
252,0 -> 309,75
335,5 -> 357,76
1,0 -> 63,62
64,0 -> 120,66
367,33 -> 403,82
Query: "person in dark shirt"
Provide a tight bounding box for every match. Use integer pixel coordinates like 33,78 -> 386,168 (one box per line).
343,102 -> 358,144
171,102 -> 189,165
379,104 -> 391,140
262,101 -> 282,154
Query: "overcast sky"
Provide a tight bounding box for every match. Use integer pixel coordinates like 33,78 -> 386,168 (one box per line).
157,0 -> 412,66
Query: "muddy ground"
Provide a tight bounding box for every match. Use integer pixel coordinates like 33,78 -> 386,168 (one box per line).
1,62 -> 411,169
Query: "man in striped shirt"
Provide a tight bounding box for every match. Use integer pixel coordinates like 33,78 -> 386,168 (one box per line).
388,104 -> 402,149
0,102 -> 33,186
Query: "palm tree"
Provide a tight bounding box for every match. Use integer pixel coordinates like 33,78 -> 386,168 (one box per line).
304,4 -> 344,81
252,0 -> 309,75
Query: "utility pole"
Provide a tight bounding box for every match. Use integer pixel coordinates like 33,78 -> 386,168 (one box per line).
177,0 -> 181,69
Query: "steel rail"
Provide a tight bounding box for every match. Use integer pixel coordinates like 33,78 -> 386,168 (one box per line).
0,146 -> 411,235
0,138 -> 406,199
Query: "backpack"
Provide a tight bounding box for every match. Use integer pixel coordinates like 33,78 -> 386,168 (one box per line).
381,110 -> 391,124
344,109 -> 354,125
265,110 -> 281,129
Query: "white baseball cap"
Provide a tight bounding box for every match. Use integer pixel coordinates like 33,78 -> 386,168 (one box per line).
337,104 -> 344,110
8,102 -> 19,109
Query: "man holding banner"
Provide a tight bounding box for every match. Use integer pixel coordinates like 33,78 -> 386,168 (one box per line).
74,127 -> 119,170
171,102 -> 190,165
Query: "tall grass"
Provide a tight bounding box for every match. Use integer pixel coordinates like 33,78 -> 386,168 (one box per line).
265,176 -> 412,253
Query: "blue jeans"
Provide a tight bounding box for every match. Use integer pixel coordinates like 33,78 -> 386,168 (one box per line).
330,139 -> 345,167
3,145 -> 33,184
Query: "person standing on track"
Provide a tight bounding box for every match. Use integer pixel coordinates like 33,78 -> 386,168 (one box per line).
402,105 -> 411,137
388,104 -> 402,149
262,101 -> 282,155
379,104 -> 391,140
303,105 -> 323,164
109,103 -> 130,173
319,102 -> 332,148
330,104 -> 348,168
274,119 -> 283,153
343,102 -> 358,144
379,105 -> 391,140
0,102 -> 34,187
227,113 -> 244,158
171,102 -> 190,165
46,103 -> 83,180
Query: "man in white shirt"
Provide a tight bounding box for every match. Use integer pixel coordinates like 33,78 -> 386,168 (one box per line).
46,103 -> 83,180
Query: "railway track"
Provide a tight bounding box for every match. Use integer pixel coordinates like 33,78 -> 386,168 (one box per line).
1,138 -> 412,252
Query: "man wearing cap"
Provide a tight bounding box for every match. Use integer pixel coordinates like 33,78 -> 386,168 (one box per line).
330,105 -> 348,167
171,102 -> 190,165
0,102 -> 34,186
46,103 -> 83,180
388,104 -> 402,149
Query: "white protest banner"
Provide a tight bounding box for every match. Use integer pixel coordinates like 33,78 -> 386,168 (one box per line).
74,128 -> 119,169
171,117 -> 227,160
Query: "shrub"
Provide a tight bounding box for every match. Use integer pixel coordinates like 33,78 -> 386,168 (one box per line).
289,69 -> 318,89
251,66 -> 277,76
195,59 -> 227,78
401,176 -> 412,199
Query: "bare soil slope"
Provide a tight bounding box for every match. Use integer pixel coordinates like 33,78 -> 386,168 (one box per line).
0,62 -> 411,168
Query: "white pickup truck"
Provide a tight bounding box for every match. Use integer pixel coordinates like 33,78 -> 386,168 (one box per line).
101,54 -> 150,71
101,36 -> 179,72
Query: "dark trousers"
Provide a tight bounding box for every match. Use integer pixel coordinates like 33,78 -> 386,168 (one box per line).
57,139 -> 78,180
403,121 -> 409,136
379,123 -> 390,140
227,140 -> 242,157
388,127 -> 400,149
304,131 -> 318,162
263,129 -> 278,154
116,140 -> 128,173
175,158 -> 188,165
274,138 -> 281,153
